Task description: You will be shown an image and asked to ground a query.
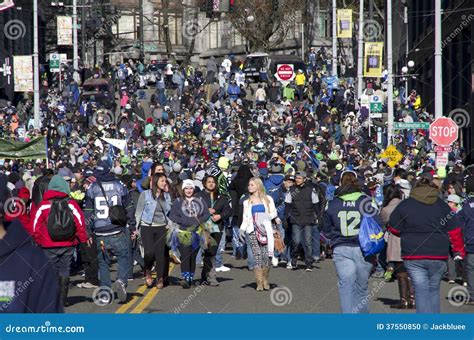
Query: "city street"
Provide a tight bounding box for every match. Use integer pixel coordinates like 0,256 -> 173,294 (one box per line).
66,252 -> 473,314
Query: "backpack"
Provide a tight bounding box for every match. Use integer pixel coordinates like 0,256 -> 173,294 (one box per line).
266,181 -> 284,208
47,197 -> 77,242
359,215 -> 385,257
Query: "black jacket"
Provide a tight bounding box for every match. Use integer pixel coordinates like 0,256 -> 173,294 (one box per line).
284,182 -> 320,226
0,220 -> 63,313
195,191 -> 232,231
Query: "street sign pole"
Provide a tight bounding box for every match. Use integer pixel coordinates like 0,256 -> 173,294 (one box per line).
59,66 -> 62,92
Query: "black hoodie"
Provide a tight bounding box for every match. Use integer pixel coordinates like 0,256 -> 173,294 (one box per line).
0,220 -> 63,313
229,165 -> 253,218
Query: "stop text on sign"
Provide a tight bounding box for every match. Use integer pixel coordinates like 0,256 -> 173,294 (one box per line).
430,126 -> 457,138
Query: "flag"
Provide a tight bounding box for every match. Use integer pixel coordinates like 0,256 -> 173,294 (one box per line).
337,9 -> 352,38
0,137 -> 47,160
101,137 -> 127,151
364,42 -> 384,78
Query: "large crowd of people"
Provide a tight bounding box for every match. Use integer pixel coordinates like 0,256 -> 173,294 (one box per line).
0,48 -> 473,314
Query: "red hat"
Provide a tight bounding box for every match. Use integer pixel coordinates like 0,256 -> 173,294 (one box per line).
257,162 -> 268,169
146,117 -> 153,124
18,187 -> 30,200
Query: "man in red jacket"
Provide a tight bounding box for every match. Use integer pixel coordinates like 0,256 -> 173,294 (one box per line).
32,175 -> 88,307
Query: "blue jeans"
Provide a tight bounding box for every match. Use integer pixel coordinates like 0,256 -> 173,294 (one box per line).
96,231 -> 130,289
215,230 -> 226,268
245,233 -> 255,270
467,254 -> 474,301
312,226 -> 321,261
232,224 -> 244,257
332,245 -> 373,313
291,224 -> 313,266
405,259 -> 447,313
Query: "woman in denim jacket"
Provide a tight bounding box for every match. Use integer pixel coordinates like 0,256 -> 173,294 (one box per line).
135,173 -> 172,289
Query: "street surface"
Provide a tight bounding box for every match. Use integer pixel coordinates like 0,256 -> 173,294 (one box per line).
66,252 -> 473,314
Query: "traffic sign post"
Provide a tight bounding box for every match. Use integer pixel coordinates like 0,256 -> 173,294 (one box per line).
393,122 -> 430,130
429,117 -> 458,170
275,64 -> 295,84
370,95 -> 383,113
50,53 -> 62,91
429,117 -> 458,146
49,53 -> 60,72
378,145 -> 403,168
436,152 -> 449,168
434,145 -> 452,152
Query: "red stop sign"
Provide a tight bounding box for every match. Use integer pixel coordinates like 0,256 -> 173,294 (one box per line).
429,117 -> 459,146
277,64 -> 294,81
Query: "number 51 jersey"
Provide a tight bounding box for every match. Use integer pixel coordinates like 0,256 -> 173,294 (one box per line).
85,180 -> 132,234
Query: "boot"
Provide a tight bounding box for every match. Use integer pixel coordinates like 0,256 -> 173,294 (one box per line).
390,272 -> 409,309
206,258 -> 219,286
145,270 -> 154,288
58,277 -> 70,307
408,278 -> 416,309
254,268 -> 264,291
262,266 -> 271,290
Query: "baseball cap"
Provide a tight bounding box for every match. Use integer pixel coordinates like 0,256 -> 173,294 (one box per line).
295,171 -> 307,178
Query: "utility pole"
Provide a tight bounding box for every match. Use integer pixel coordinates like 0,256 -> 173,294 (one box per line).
73,0 -> 79,83
434,0 -> 443,118
139,0 -> 145,61
301,23 -> 305,62
404,5 -> 409,94
332,0 -> 337,77
357,0 -> 364,99
81,0 -> 86,64
33,0 -> 40,128
386,0 -> 394,144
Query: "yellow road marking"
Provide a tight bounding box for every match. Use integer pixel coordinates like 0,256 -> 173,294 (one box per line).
115,284 -> 148,314
130,263 -> 176,314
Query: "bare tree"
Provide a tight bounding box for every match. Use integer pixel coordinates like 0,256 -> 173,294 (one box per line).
227,0 -> 305,52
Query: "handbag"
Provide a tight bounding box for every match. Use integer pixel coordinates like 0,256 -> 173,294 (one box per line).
97,182 -> 128,227
253,215 -> 268,245
273,230 -> 285,253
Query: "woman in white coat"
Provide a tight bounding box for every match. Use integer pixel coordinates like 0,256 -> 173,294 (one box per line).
240,177 -> 280,291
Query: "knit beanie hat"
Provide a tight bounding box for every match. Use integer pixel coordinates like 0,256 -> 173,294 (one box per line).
218,157 -> 230,171
48,175 -> 71,195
